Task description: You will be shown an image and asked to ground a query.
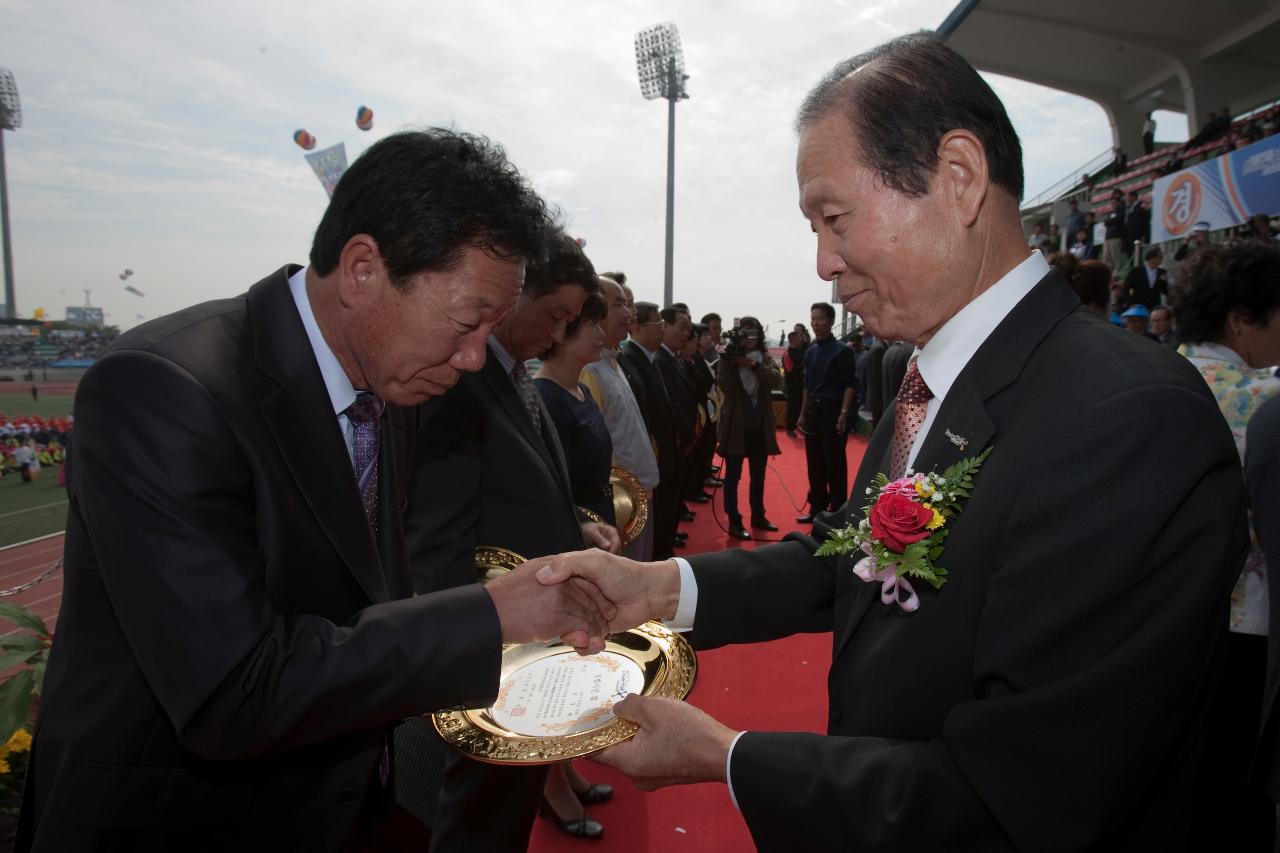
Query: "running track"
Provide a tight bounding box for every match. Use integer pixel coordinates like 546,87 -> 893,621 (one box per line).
0,381 -> 74,634
0,533 -> 65,635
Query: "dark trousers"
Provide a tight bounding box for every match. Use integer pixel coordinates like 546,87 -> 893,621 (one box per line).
427,750 -> 545,852
784,380 -> 803,432
652,456 -> 680,560
1142,132 -> 1154,155
687,420 -> 717,497
723,430 -> 767,523
804,400 -> 848,513
1196,632 -> 1275,852
391,712 -> 542,853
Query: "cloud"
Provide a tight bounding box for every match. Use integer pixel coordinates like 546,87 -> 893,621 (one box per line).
3,0 -> 1128,335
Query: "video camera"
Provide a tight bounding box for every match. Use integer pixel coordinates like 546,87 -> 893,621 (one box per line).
722,325 -> 761,360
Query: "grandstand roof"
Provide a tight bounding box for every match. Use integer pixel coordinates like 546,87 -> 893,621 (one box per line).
939,0 -> 1280,154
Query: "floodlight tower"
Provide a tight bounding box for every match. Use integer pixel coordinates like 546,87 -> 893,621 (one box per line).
635,23 -> 689,308
0,69 -> 20,320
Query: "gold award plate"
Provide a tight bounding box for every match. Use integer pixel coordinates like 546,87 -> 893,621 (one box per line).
432,621 -> 696,765
609,466 -> 648,546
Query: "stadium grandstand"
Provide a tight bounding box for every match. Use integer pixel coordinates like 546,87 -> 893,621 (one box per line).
940,0 -> 1280,277
0,322 -> 117,379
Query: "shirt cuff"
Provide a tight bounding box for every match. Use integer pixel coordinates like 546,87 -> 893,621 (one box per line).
726,730 -> 747,811
664,557 -> 698,632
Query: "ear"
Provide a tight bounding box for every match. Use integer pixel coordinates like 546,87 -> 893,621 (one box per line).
937,130 -> 988,228
334,234 -> 384,308
1225,308 -> 1248,338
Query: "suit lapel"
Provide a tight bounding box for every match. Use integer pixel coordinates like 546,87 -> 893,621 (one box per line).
833,271 -> 1079,661
377,406 -> 412,600
249,268 -> 388,604
833,405 -> 895,659
910,373 -> 997,481
481,351 -> 575,510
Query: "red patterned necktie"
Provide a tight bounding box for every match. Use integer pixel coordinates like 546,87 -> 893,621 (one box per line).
889,358 -> 933,478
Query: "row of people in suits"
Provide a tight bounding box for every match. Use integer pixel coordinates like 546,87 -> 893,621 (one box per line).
616,299 -> 723,560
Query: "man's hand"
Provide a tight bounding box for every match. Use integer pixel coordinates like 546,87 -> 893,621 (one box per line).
836,411 -> 848,434
532,550 -> 680,634
581,520 -> 623,554
591,695 -> 738,790
485,561 -> 616,654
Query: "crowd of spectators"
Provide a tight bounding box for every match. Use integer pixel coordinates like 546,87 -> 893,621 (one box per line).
1157,104 -> 1280,177
0,332 -> 118,370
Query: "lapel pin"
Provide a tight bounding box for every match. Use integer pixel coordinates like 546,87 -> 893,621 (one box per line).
944,428 -> 969,452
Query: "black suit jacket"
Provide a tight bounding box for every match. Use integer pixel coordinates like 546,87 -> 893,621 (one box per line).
1248,393 -> 1280,799
621,340 -> 677,477
401,345 -> 586,851
405,347 -> 582,593
19,267 -> 501,852
880,340 -> 912,406
655,345 -> 699,449
687,272 -> 1247,850
1122,264 -> 1169,311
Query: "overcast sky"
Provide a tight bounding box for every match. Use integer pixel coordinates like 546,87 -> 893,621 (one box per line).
2,0 -> 1189,337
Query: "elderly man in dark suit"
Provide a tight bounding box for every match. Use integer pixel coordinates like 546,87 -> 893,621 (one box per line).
531,32 -> 1247,851
1121,245 -> 1169,311
398,230 -> 617,851
17,131 -> 616,853
655,306 -> 699,522
621,302 -> 680,559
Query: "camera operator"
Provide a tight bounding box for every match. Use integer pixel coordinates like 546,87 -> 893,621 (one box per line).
716,317 -> 782,540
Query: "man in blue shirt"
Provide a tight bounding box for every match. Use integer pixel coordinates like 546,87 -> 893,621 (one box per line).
797,301 -> 857,523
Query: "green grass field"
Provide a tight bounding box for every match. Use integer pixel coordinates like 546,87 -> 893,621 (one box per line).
0,393 -> 74,420
0,392 -> 73,546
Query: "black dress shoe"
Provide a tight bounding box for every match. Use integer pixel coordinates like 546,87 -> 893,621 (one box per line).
540,799 -> 604,840
704,476 -> 724,487
672,538 -> 687,549
679,509 -> 696,522
574,783 -> 613,805
751,518 -> 779,532
728,522 -> 752,540
796,512 -> 816,524
689,493 -> 711,504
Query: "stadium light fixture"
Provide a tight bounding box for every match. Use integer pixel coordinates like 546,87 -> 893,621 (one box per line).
634,23 -> 689,308
0,68 -> 21,320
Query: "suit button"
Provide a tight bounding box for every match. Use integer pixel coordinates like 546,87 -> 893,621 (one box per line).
339,786 -> 358,807
830,705 -> 842,725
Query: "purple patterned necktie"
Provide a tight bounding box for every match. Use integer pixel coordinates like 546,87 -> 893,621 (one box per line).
345,392 -> 384,535
889,358 -> 933,478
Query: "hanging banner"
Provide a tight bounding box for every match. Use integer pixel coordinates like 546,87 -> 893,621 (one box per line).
1151,134 -> 1280,242
304,142 -> 348,198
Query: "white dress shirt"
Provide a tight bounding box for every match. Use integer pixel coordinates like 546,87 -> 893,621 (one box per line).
581,350 -> 660,489
909,251 -> 1049,469
287,266 -> 360,463
667,250 -> 1052,810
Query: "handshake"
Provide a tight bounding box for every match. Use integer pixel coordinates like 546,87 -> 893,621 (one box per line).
482,550 -> 683,654
481,549 -> 739,789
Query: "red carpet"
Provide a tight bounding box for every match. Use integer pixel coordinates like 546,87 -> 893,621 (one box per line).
529,431 -> 869,852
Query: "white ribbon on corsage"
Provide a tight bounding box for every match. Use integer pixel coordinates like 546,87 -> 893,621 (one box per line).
853,541 -> 919,613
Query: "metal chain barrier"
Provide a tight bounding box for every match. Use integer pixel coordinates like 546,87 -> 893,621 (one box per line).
0,557 -> 62,597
